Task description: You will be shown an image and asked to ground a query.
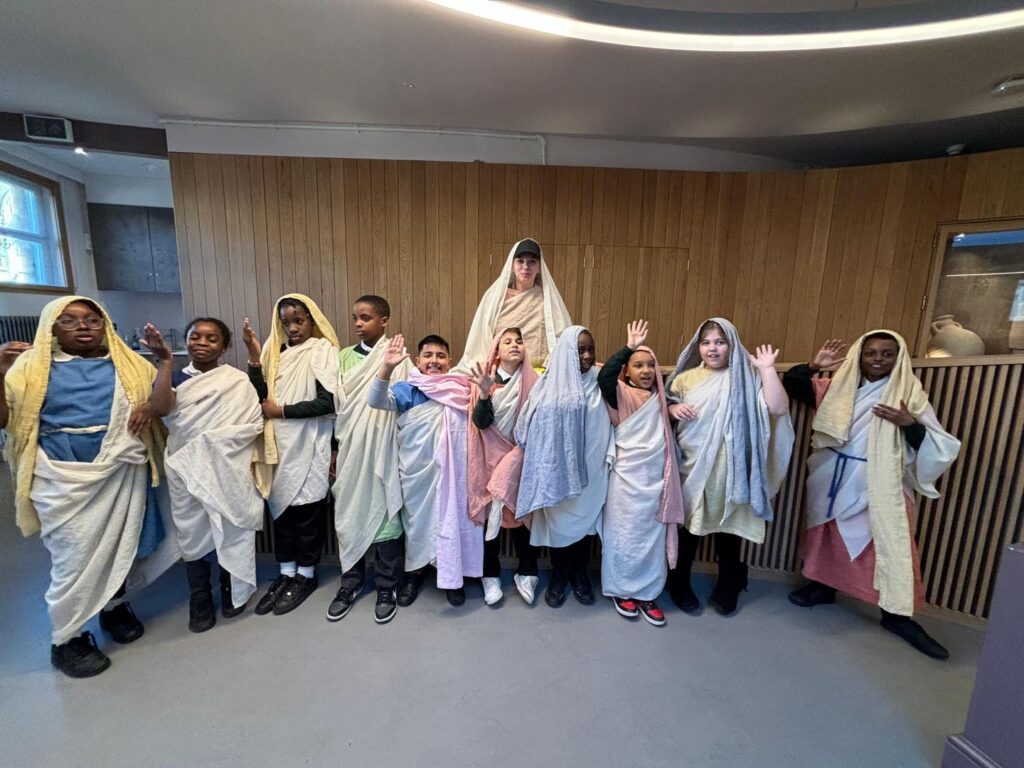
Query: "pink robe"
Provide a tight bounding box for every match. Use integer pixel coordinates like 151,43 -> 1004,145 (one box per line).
801,377 -> 926,609
466,336 -> 538,531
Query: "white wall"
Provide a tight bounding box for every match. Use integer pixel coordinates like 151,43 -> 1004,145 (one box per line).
97,290 -> 186,348
164,121 -> 794,172
85,174 -> 174,208
0,149 -> 97,316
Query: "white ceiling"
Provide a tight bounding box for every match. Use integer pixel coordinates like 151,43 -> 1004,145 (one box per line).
13,145 -> 170,178
2,0 -> 1024,166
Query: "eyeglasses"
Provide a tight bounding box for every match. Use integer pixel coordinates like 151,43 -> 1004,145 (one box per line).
54,315 -> 105,330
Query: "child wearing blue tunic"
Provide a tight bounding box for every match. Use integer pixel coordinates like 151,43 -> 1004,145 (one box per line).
1,297 -> 165,679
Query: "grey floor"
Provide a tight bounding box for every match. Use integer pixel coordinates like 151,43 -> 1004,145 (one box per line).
0,486 -> 982,768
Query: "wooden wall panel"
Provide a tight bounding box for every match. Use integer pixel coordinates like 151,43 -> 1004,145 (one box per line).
171,147 -> 1024,620
169,147 -> 1024,369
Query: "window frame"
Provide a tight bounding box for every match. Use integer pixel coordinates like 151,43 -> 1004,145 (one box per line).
0,159 -> 74,294
918,217 -> 1024,358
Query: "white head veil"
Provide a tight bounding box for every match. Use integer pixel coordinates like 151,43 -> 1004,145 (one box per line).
456,238 -> 572,371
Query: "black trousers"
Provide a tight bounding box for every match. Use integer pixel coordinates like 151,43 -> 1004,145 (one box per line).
549,535 -> 593,579
483,526 -> 540,578
674,527 -> 742,578
273,495 -> 329,567
339,537 -> 403,591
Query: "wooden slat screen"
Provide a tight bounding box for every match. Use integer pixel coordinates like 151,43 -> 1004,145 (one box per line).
689,357 -> 1024,620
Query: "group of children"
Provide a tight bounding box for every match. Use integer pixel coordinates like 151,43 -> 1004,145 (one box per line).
0,240 -> 962,679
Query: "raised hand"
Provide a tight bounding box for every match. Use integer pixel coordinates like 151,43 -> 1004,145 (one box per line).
381,334 -> 409,373
668,403 -> 698,422
242,317 -> 261,362
873,399 -> 915,427
0,341 -> 31,376
140,323 -> 172,362
469,361 -> 495,395
749,344 -> 780,371
812,339 -> 846,372
626,319 -> 649,350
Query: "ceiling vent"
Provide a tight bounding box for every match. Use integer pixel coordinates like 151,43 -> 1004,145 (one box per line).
22,114 -> 74,144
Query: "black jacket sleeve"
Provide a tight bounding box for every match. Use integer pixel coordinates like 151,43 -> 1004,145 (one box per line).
781,364 -> 818,409
903,422 -> 926,451
282,380 -> 335,419
598,346 -> 633,409
247,363 -> 269,401
472,396 -> 495,430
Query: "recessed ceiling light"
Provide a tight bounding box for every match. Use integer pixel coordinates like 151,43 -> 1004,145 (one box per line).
992,75 -> 1024,96
423,1 -> 1024,52
403,82 -> 416,89
74,146 -> 88,156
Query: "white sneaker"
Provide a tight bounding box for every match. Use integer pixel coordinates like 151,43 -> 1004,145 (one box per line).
514,574 -> 539,605
482,577 -> 503,606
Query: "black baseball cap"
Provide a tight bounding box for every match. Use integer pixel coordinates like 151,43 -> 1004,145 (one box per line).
513,238 -> 541,258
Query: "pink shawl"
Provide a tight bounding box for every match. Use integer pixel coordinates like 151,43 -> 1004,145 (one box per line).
407,369 -> 480,588
466,335 -> 538,528
608,345 -> 686,567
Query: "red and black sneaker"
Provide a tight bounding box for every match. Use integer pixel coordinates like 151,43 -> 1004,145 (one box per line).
638,600 -> 666,626
613,597 -> 639,619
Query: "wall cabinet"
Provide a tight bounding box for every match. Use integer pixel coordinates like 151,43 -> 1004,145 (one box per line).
88,203 -> 181,293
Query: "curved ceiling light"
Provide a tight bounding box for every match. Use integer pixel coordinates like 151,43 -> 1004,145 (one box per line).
421,0 -> 1024,52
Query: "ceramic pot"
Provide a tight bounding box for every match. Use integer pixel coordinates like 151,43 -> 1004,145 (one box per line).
927,315 -> 985,357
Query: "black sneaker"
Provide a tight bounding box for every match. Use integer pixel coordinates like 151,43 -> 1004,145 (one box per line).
545,572 -> 568,608
880,612 -> 950,660
99,602 -> 145,644
569,571 -> 595,605
51,632 -> 111,678
446,588 -> 466,607
326,583 -> 362,622
254,575 -> 290,616
188,592 -> 216,633
273,574 -> 319,615
788,581 -> 837,608
374,587 -> 398,624
397,572 -> 425,607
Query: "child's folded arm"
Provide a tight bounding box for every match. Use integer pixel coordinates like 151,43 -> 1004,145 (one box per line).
282,380 -> 334,419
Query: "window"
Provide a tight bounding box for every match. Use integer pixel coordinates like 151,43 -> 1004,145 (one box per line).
920,221 -> 1024,357
0,162 -> 71,290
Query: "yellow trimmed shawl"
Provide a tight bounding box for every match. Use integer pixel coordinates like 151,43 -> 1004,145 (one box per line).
811,329 -> 928,616
3,295 -> 164,537
253,293 -> 340,496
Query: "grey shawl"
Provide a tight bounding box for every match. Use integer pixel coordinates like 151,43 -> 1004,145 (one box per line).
513,326 -> 590,516
665,318 -> 774,521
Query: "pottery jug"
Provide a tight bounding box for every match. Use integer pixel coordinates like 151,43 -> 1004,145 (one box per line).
927,315 -> 985,357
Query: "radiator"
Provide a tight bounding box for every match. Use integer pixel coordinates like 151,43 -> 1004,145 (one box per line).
0,315 -> 38,344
